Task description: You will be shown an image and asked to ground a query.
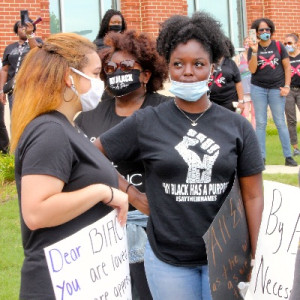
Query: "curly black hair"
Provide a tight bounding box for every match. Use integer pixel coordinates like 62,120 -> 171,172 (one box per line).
101,30 -> 168,93
95,9 -> 127,40
156,11 -> 228,64
14,19 -> 36,34
224,36 -> 235,58
251,18 -> 275,36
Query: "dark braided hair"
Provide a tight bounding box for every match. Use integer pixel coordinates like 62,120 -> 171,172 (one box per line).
95,9 -> 127,39
156,11 -> 228,64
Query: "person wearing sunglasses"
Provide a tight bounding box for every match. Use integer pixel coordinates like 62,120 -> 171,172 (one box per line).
94,9 -> 127,51
75,29 -> 170,300
248,18 -> 297,167
284,33 -> 300,157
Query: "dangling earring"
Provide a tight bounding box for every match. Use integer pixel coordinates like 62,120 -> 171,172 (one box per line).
63,86 -> 77,102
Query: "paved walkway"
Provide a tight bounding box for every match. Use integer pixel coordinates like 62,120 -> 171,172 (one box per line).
264,164 -> 300,174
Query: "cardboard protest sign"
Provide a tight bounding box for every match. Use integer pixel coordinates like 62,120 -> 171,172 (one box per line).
44,210 -> 131,300
245,181 -> 300,300
203,179 -> 252,300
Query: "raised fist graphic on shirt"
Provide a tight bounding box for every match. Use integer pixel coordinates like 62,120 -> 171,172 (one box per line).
175,129 -> 220,183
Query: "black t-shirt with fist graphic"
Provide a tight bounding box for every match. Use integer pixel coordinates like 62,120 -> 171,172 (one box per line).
101,101 -> 264,267
248,40 -> 289,89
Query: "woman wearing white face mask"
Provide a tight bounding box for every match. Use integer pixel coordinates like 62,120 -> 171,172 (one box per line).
248,18 -> 297,167
284,33 -> 300,157
94,12 -> 264,300
10,33 -> 128,299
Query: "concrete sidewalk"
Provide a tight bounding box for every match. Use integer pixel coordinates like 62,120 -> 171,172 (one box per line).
264,165 -> 300,174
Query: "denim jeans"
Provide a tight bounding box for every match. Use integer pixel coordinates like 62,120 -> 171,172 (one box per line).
251,84 -> 292,158
144,241 -> 212,300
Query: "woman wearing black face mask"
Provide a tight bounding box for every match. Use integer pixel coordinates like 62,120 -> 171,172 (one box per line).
75,30 -> 171,300
94,9 -> 127,50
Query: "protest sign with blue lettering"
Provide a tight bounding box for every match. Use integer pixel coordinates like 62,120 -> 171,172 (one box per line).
44,210 -> 131,300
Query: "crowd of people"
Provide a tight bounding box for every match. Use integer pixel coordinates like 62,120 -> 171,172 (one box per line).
0,8 -> 299,300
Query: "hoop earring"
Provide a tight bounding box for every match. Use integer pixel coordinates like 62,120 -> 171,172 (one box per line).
63,86 -> 77,102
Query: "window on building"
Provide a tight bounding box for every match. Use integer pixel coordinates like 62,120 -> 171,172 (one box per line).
49,0 -> 119,41
190,0 -> 246,50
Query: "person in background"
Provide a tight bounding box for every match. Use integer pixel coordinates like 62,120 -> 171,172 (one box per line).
10,33 -> 128,299
209,37 -> 244,113
94,12 -> 264,300
284,33 -> 300,156
248,18 -> 297,166
0,19 -> 42,111
76,29 -> 171,300
234,37 -> 256,128
94,9 -> 127,50
0,58 -> 9,154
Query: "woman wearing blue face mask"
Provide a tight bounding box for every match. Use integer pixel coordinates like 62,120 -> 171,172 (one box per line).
94,12 -> 264,300
10,33 -> 128,299
248,18 -> 297,166
284,33 -> 300,157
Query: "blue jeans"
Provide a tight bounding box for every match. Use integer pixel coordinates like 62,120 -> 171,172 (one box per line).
251,84 -> 292,158
144,242 -> 212,300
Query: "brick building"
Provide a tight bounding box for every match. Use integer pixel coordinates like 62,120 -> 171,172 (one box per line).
1,0 -> 300,58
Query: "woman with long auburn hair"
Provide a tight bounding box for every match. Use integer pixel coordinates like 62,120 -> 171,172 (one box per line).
10,33 -> 128,299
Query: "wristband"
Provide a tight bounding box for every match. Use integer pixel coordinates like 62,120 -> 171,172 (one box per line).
284,85 -> 290,89
126,183 -> 133,193
238,100 -> 244,104
26,32 -> 35,39
251,259 -> 255,267
252,52 -> 257,56
104,185 -> 114,205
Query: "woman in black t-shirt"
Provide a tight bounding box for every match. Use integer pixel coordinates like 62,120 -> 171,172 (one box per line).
284,33 -> 300,156
93,9 -> 127,50
209,37 -> 245,112
248,18 -> 297,166
77,30 -> 170,300
95,12 -> 264,300
10,33 -> 128,299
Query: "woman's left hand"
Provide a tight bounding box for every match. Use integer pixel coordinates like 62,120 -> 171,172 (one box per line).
280,86 -> 290,97
25,22 -> 34,35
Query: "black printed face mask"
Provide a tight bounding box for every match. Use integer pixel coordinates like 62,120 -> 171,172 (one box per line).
106,69 -> 141,97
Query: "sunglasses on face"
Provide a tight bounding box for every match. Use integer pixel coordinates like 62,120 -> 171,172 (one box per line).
258,28 -> 271,33
284,41 -> 293,46
104,60 -> 140,74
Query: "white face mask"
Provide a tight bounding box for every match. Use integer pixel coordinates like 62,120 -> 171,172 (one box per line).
70,67 -> 104,112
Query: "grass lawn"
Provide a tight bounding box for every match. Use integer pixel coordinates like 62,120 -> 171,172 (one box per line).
0,184 -> 22,300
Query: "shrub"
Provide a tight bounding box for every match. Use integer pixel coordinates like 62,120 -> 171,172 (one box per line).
0,153 -> 15,184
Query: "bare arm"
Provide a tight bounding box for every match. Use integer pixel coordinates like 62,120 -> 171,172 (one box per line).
239,173 -> 264,258
280,57 -> 291,96
248,40 -> 259,74
0,65 -> 9,104
21,174 -> 128,230
235,81 -> 245,110
94,137 -> 150,215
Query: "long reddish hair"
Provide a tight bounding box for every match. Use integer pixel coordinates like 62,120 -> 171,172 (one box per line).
10,33 -> 96,152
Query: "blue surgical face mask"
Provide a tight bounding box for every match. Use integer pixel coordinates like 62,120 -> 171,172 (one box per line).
169,76 -> 210,102
285,45 -> 295,53
259,32 -> 271,41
